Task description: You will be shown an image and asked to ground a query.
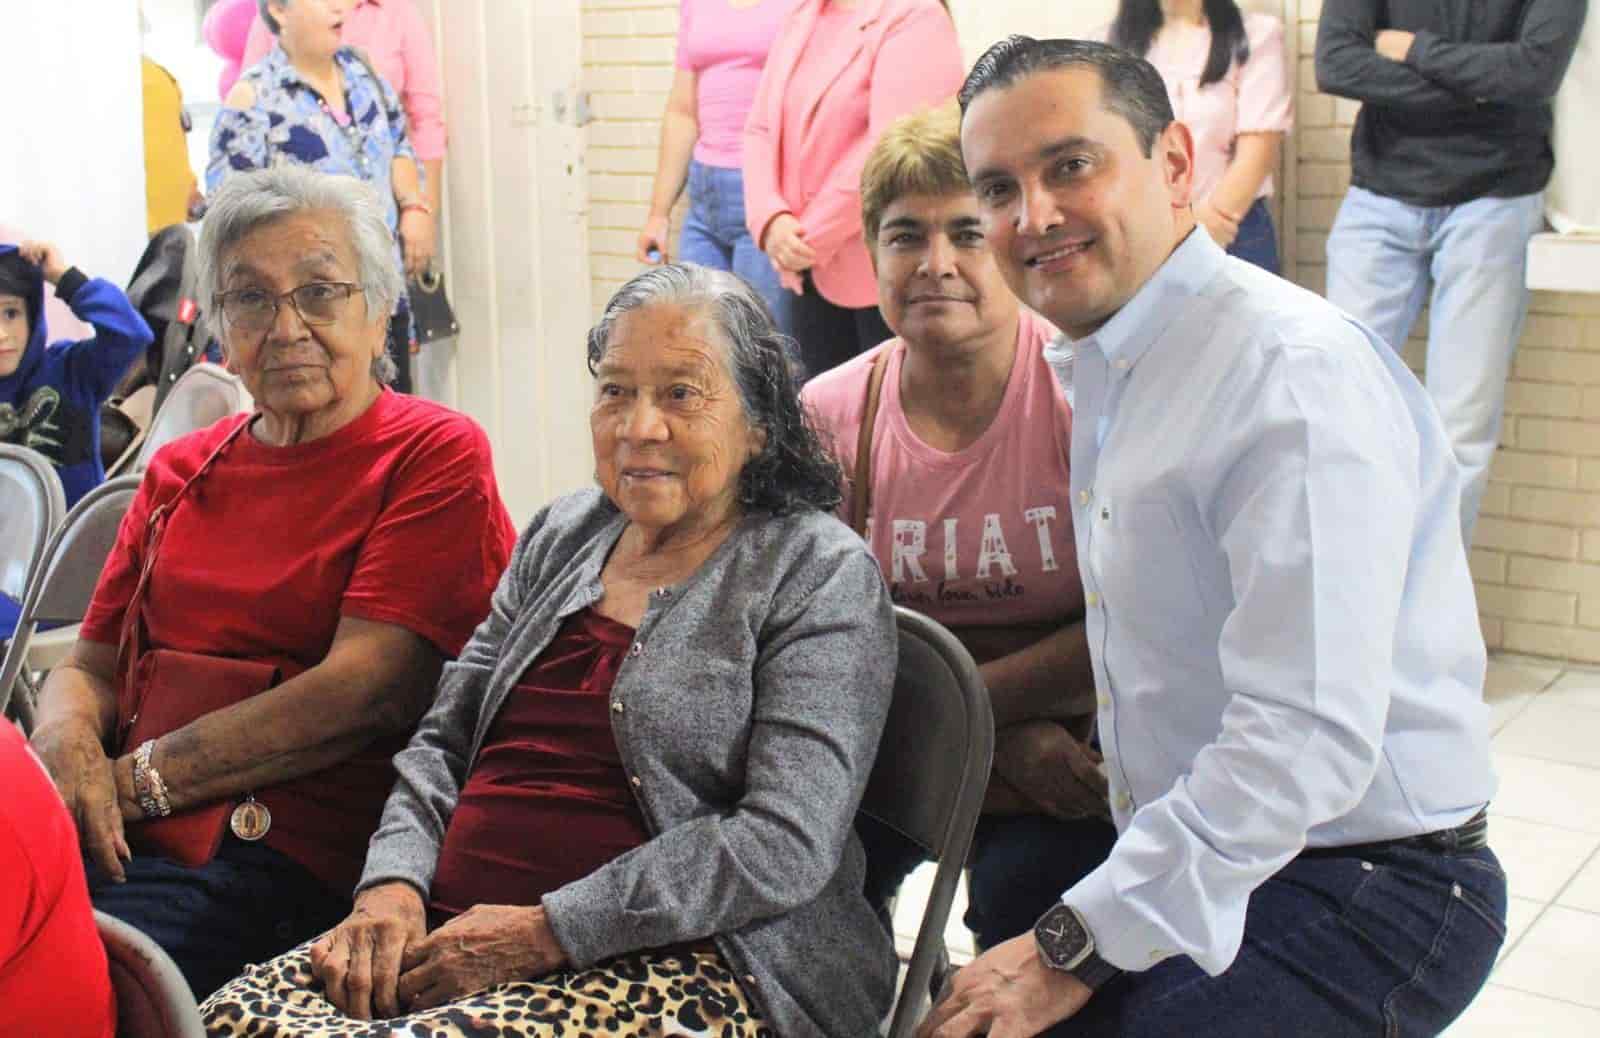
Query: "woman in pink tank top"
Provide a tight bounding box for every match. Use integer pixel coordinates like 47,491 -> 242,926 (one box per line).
635,0 -> 799,329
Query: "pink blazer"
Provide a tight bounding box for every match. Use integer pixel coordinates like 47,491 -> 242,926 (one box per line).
743,0 -> 965,309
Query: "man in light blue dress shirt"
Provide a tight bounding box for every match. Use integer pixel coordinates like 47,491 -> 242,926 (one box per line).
919,37 -> 1505,1038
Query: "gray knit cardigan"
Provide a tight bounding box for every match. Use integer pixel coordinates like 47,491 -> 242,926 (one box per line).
358,487 -> 899,1037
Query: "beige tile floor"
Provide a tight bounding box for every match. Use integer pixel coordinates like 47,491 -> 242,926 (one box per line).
890,655 -> 1600,1035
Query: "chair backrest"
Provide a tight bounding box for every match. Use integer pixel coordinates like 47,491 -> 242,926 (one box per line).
133,363 -> 245,472
0,445 -> 66,606
95,910 -> 206,1038
863,607 -> 995,1038
0,475 -> 140,719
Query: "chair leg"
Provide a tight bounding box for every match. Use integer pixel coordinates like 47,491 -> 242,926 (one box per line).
8,671 -> 38,734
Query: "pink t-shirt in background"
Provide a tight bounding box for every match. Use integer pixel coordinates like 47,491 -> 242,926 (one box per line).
1125,13 -> 1293,203
676,0 -> 798,168
802,309 -> 1084,630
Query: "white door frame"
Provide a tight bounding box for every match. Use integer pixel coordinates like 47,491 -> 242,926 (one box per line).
422,0 -> 594,524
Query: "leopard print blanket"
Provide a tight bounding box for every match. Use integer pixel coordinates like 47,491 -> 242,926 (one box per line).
200,941 -> 774,1037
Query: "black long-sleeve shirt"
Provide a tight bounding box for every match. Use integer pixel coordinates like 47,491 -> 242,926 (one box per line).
1315,0 -> 1587,207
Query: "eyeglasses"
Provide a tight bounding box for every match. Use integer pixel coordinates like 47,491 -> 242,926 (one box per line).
215,282 -> 364,332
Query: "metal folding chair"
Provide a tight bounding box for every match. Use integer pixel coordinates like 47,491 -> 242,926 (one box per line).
0,446 -> 67,720
0,475 -> 140,727
96,910 -> 206,1038
866,607 -> 995,1038
126,362 -> 246,475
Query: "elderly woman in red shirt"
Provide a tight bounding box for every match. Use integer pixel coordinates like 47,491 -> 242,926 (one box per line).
28,165 -> 516,1000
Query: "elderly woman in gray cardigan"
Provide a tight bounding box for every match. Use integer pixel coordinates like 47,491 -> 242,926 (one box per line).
199,264 -> 898,1038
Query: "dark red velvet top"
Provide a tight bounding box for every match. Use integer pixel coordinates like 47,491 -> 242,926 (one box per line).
428,608 -> 649,920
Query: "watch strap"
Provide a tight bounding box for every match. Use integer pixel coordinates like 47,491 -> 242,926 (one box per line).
1069,950 -> 1122,991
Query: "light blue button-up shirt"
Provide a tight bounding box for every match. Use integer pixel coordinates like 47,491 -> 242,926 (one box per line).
1047,229 -> 1495,976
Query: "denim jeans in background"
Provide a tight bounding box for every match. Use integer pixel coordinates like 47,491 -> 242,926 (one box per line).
1326,186 -> 1545,544
1227,197 -> 1281,274
1051,843 -> 1507,1037
88,835 -> 350,999
679,160 -> 788,328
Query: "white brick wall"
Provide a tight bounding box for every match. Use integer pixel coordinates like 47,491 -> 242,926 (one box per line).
582,2 -> 1600,664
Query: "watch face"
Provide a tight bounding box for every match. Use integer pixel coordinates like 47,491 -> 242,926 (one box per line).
1034,904 -> 1090,970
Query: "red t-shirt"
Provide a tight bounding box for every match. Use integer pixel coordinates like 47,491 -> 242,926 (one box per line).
81,389 -> 517,892
0,723 -> 116,1038
428,608 -> 648,920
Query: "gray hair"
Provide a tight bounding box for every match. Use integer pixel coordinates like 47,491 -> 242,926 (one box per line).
198,166 -> 402,384
258,0 -> 284,36
586,264 -> 842,515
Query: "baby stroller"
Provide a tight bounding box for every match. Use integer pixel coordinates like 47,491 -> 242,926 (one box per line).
102,224 -> 209,474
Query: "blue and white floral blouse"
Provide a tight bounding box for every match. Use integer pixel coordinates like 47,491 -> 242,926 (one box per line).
207,45 -> 418,236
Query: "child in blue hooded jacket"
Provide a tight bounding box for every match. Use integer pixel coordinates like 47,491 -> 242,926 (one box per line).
1,241 -> 152,638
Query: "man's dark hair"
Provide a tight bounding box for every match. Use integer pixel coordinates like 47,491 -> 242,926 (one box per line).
958,36 -> 1175,156
0,251 -> 39,331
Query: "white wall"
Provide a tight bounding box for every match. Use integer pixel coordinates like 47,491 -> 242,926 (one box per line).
949,0 -> 1118,60
0,1 -> 146,284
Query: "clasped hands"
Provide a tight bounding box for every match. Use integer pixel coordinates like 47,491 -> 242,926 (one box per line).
309,881 -> 568,1020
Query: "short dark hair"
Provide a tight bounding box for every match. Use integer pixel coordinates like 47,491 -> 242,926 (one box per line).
258,0 -> 283,36
958,36 -> 1175,156
586,264 -> 843,516
0,251 -> 39,331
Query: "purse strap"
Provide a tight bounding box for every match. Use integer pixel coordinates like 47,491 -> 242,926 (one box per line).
849,350 -> 890,538
117,417 -> 255,700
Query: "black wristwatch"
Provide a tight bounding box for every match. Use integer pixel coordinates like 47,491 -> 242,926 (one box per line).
1033,903 -> 1123,990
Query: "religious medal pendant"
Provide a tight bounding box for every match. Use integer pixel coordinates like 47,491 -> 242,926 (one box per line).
230,794 -> 272,841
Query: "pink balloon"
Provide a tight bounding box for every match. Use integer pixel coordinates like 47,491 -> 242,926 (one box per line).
202,0 -> 258,99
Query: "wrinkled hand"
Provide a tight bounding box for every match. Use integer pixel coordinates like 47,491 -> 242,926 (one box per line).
1194,201 -> 1241,250
396,903 -> 567,1012
18,240 -> 69,284
310,881 -> 427,1020
762,213 -> 816,274
1375,29 -> 1416,62
398,208 -> 436,279
919,933 -> 1093,1038
30,719 -> 131,881
993,720 -> 1111,823
637,214 -> 671,263
112,752 -> 143,823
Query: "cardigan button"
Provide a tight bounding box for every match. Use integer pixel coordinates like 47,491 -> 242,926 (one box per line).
630,642 -> 643,657
611,700 -> 624,715
630,775 -> 642,788
744,973 -> 758,986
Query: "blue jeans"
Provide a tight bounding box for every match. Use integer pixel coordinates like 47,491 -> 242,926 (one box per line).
680,160 -> 788,327
964,814 -> 1118,951
1049,844 -> 1507,1037
1228,198 -> 1281,274
88,835 -> 350,1000
1326,186 -> 1545,543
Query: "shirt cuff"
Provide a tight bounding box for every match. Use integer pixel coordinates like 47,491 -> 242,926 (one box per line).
410,126 -> 447,162
1403,30 -> 1440,73
1062,865 -> 1193,975
55,268 -> 89,305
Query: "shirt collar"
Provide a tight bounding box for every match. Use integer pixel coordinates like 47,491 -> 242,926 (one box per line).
1069,227 -> 1224,375
265,44 -> 357,93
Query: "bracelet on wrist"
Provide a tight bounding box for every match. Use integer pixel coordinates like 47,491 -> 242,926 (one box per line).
399,199 -> 433,216
132,739 -> 173,819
